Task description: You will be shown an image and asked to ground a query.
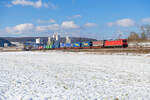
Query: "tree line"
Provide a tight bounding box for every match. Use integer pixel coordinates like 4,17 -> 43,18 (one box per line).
128,25 -> 150,42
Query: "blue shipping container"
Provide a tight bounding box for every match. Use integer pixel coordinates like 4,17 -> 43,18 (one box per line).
24,43 -> 32,46
65,43 -> 72,47
72,42 -> 81,47
60,43 -> 65,48
81,42 -> 92,47
51,45 -> 55,49
54,42 -> 60,48
43,45 -> 47,49
33,44 -> 39,49
54,45 -> 60,48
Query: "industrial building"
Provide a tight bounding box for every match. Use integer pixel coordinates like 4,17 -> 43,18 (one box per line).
0,38 -> 12,47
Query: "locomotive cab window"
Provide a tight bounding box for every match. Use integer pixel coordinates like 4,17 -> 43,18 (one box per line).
123,40 -> 127,43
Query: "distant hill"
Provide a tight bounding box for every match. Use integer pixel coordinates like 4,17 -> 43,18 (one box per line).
0,38 -> 12,47
2,37 -> 97,43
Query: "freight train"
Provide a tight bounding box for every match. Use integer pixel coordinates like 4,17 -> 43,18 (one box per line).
24,39 -> 128,51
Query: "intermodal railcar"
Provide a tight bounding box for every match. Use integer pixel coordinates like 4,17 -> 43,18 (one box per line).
23,39 -> 128,50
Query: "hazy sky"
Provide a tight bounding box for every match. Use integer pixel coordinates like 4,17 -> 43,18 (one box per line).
0,0 -> 150,39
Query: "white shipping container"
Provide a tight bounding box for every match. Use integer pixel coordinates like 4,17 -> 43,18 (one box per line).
36,38 -> 40,44
4,43 -> 8,47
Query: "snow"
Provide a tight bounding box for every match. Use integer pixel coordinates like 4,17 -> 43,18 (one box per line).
0,51 -> 150,100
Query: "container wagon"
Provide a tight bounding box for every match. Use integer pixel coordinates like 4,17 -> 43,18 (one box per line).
54,41 -> 60,49
72,42 -> 81,49
65,43 -> 72,49
92,40 -> 104,49
60,43 -> 66,49
81,41 -> 92,49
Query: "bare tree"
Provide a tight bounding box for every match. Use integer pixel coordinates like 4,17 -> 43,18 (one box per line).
141,32 -> 147,41
141,25 -> 150,40
128,32 -> 140,42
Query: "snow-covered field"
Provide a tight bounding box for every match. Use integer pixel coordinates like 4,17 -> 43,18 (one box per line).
0,51 -> 150,100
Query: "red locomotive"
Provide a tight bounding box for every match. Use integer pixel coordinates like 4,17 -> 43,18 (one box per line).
104,39 -> 128,48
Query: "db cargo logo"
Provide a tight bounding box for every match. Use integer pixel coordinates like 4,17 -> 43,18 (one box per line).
84,43 -> 88,45
75,44 -> 79,46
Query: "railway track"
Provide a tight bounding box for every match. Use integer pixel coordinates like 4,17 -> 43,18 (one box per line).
60,47 -> 150,54
24,47 -> 150,54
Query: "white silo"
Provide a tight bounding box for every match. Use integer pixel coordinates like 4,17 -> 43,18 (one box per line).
56,34 -> 60,41
47,37 -> 52,45
66,36 -> 71,43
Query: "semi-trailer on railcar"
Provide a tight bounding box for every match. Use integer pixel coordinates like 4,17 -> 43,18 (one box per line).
92,40 -> 104,49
